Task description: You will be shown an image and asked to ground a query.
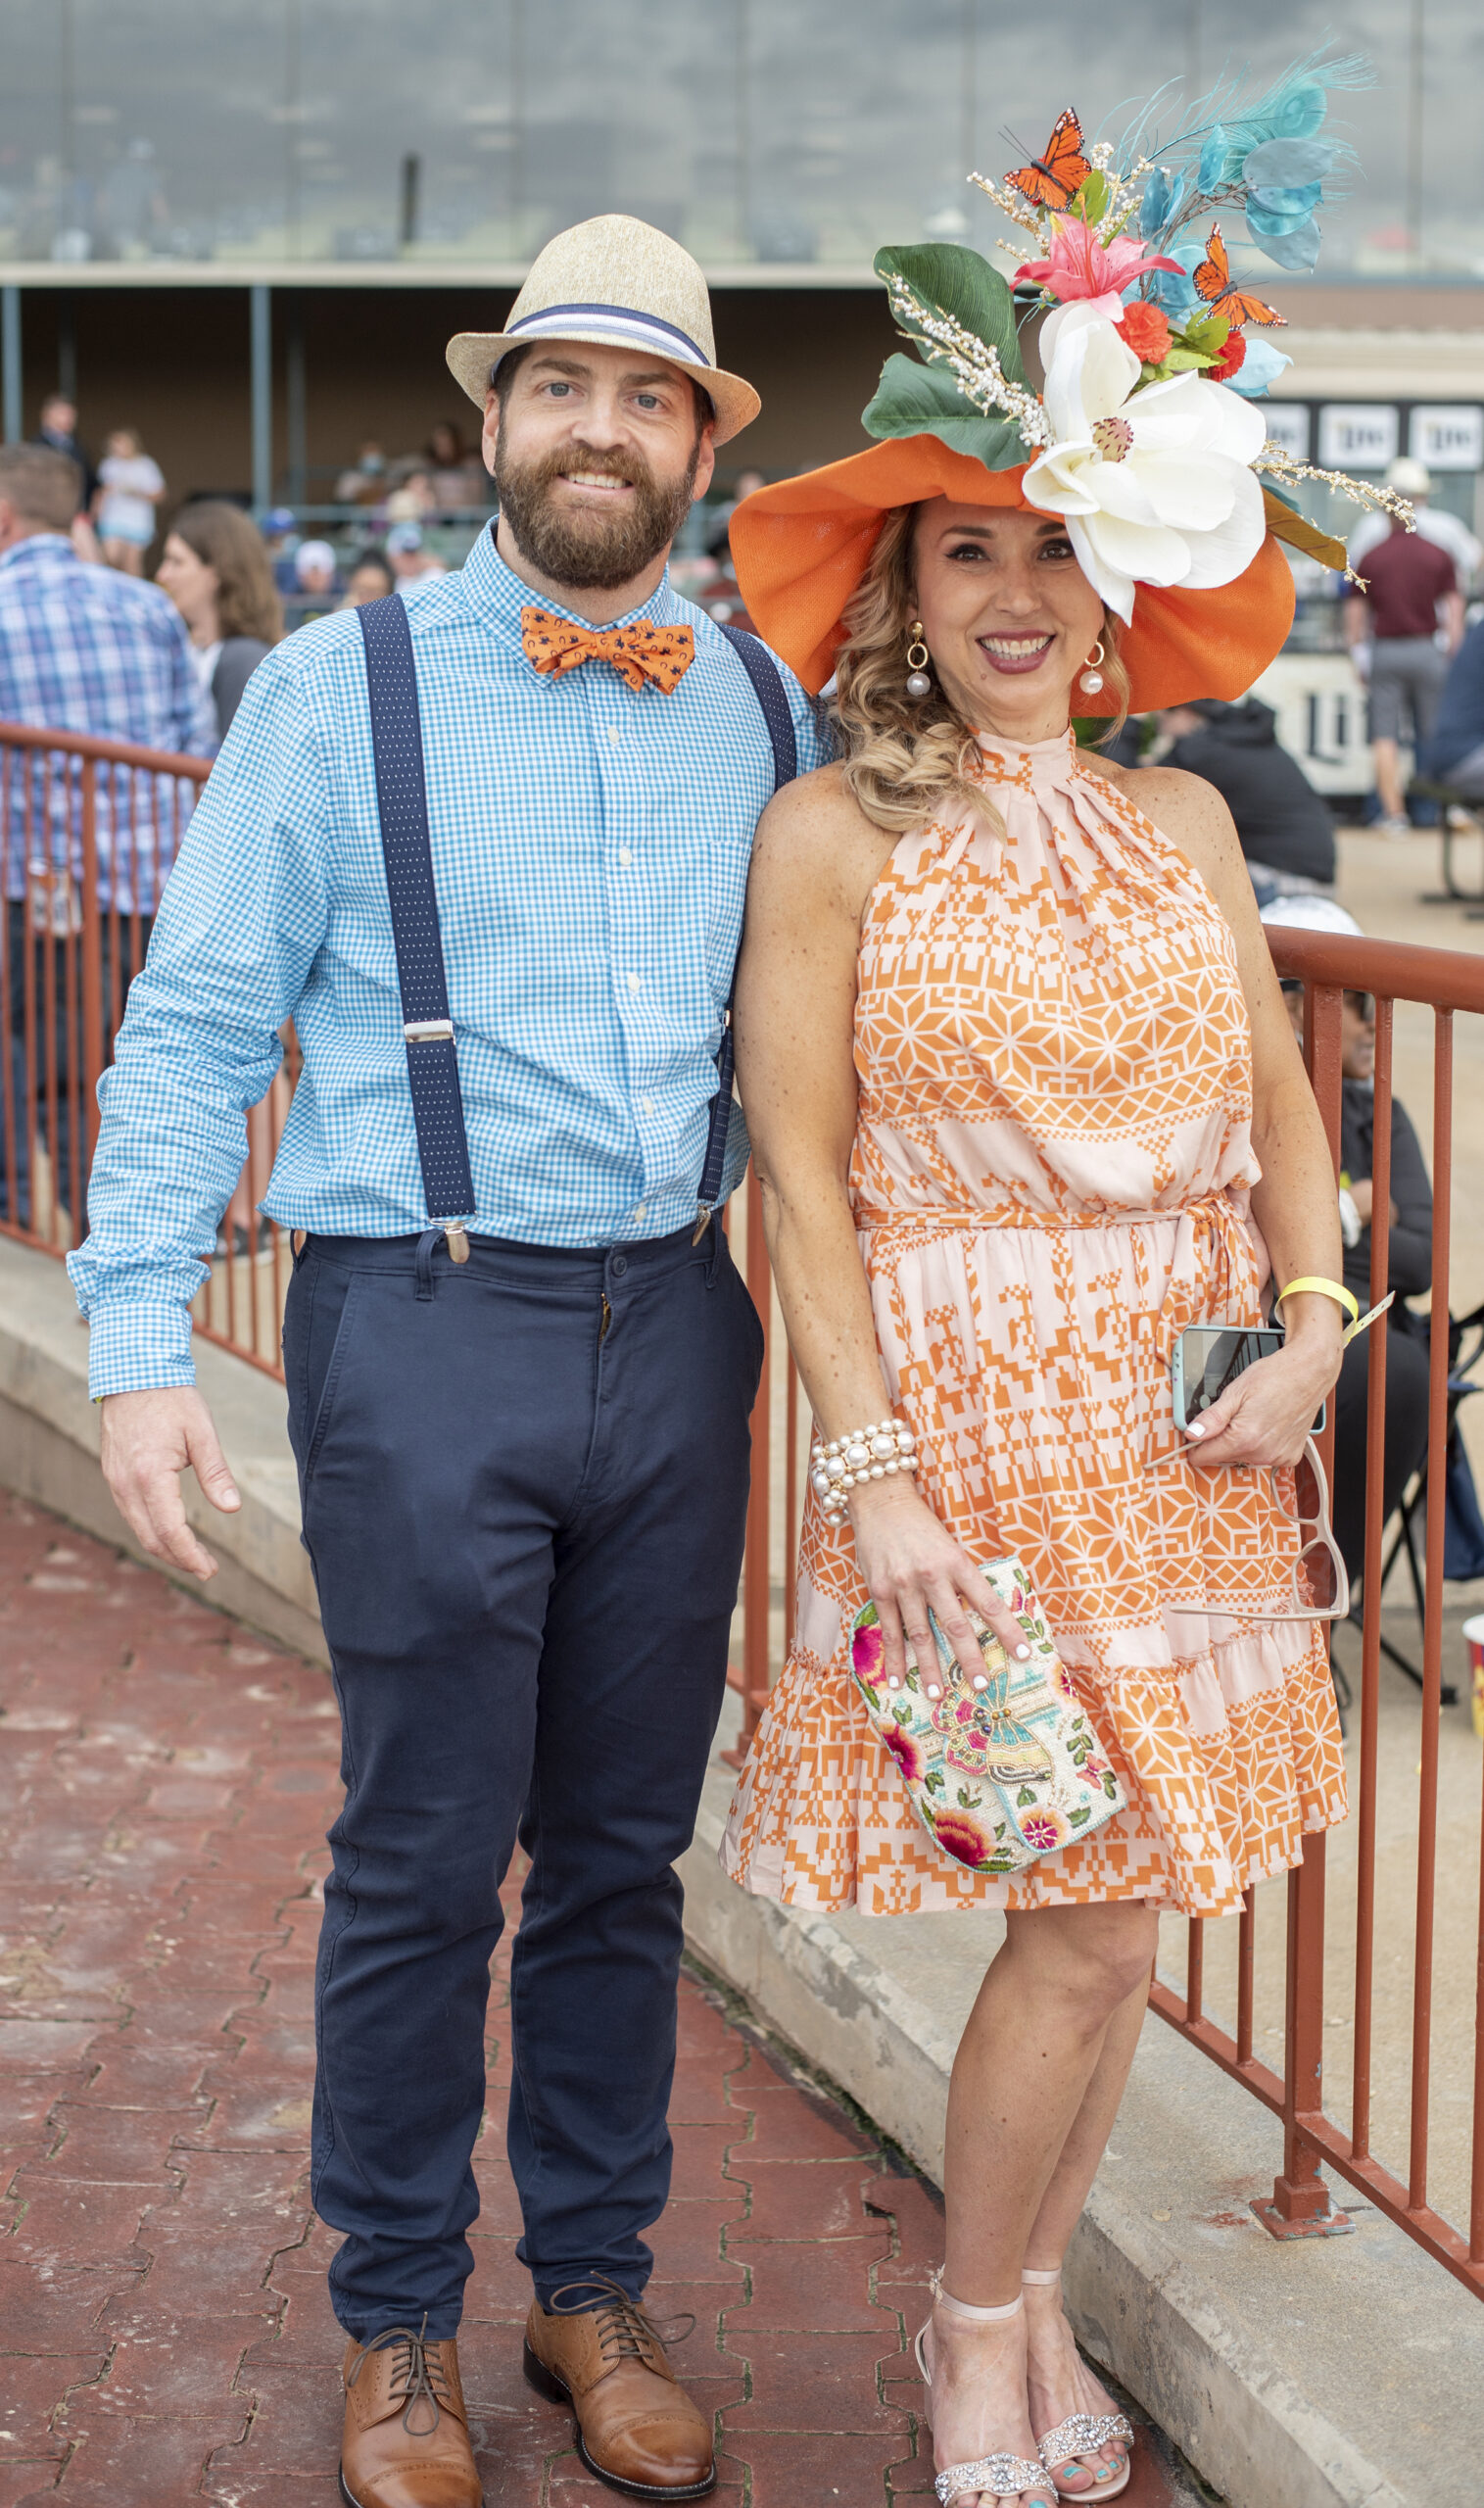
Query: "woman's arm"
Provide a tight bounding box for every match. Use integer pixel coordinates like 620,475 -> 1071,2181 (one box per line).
735,769 -> 1030,1685
1098,759 -> 1346,1466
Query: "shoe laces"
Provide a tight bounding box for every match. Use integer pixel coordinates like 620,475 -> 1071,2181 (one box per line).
347,2313 -> 455,2436
548,2275 -> 694,2374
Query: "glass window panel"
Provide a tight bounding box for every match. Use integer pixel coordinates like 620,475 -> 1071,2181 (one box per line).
0,0 -> 1478,276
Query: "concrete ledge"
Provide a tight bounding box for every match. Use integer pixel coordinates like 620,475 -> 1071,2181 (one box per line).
4,1232 -> 1479,2506
0,1234 -> 327,1665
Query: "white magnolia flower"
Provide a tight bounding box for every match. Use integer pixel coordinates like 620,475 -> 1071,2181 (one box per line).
1021,306 -> 1268,623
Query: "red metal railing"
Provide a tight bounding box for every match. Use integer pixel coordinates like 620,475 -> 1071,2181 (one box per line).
6,708 -> 1482,2300
1146,923 -> 1484,2302
0,719 -> 294,1375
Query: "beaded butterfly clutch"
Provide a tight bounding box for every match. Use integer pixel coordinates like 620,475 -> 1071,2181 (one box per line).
849,1555 -> 1125,1876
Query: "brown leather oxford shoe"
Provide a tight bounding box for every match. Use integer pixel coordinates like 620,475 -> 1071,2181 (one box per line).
339,2323 -> 482,2508
523,2279 -> 715,2499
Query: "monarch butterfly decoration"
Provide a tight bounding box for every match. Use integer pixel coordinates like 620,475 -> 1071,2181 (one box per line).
1192,226 -> 1286,328
1005,108 -> 1093,211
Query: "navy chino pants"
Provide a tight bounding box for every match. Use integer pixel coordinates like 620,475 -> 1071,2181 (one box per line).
282,1219 -> 762,2339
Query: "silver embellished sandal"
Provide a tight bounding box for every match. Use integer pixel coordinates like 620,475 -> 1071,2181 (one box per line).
1022,2267 -> 1133,2500
914,2276 -> 1057,2507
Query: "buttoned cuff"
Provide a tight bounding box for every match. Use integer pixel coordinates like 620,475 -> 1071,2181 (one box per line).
84,1301 -> 199,1401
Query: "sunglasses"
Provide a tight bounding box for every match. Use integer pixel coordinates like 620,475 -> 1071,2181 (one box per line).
1144,1434 -> 1350,1621
1249,1436 -> 1350,1622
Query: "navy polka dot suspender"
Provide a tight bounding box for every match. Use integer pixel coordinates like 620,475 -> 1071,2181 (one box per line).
697,625 -> 798,1231
357,597 -> 798,1250
358,595 -> 477,1246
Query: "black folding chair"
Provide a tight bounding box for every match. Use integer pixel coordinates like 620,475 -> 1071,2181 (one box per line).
1412,775 -> 1484,916
1348,1298 -> 1484,1703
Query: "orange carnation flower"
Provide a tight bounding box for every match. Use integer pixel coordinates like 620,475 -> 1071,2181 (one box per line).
1117,301 -> 1173,362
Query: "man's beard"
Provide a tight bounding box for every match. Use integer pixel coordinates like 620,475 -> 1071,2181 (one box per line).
493,434 -> 700,592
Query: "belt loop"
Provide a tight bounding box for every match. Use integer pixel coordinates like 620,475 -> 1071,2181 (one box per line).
414,1227 -> 441,1301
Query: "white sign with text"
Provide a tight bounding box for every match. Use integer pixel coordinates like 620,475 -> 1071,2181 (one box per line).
1261,404 -> 1311,460
1410,407 -> 1484,471
1317,405 -> 1400,470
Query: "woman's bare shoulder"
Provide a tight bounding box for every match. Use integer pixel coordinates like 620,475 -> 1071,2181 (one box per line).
751,760 -> 897,915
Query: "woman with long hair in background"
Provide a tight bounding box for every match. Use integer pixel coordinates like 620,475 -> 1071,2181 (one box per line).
156,501 -> 282,743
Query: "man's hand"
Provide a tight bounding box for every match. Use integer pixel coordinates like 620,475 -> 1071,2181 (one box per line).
99,1388 -> 242,1580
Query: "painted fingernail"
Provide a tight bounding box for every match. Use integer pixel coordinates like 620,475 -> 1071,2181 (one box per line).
886,1673 -> 901,1690
1185,1421 -> 1204,1438
972,1672 -> 988,1691
1016,1644 -> 1031,1660
926,1682 -> 942,1700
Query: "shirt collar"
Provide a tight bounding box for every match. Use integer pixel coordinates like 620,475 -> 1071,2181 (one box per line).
0,533 -> 74,574
457,519 -> 679,644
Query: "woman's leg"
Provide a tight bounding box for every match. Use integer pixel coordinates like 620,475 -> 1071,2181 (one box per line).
926,1901 -> 1158,2507
1020,1962 -> 1152,2491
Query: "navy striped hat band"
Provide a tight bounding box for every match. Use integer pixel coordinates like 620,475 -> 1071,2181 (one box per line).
501,299 -> 709,368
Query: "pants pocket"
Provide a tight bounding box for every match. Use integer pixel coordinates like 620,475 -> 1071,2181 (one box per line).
300,1267 -> 363,1484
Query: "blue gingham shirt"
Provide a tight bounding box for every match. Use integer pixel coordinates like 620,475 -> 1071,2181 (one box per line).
70,525 -> 823,1395
0,534 -> 215,912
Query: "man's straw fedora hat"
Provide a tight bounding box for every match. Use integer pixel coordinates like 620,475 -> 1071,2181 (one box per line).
447,214 -> 760,446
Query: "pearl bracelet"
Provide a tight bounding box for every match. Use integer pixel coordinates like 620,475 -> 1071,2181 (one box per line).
810,1418 -> 922,1522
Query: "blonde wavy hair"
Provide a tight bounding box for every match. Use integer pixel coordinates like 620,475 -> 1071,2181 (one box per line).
833,502 -> 1130,835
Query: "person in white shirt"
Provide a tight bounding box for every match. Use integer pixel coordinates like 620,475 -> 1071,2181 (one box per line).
386,519 -> 448,596
1348,456 -> 1482,593
93,428 -> 166,576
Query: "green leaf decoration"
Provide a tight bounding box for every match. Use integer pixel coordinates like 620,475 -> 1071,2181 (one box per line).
862,353 -> 1029,470
874,241 -> 1027,385
1178,314 -> 1232,356
857,1603 -> 880,1627
1069,1805 -> 1091,1826
1155,347 -> 1221,373
1071,170 -> 1112,223
925,1769 -> 946,1795
1103,1772 -> 1120,1799
1016,1784 -> 1037,1807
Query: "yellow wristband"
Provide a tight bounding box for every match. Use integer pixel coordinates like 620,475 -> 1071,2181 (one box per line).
1273,1276 -> 1360,1327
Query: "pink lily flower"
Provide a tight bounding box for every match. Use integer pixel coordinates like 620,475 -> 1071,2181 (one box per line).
1016,217 -> 1183,322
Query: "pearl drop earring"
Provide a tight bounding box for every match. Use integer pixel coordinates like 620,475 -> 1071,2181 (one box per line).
905,621 -> 933,700
1078,639 -> 1107,695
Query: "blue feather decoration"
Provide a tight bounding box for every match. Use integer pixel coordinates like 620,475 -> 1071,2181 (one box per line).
1110,45 -> 1373,271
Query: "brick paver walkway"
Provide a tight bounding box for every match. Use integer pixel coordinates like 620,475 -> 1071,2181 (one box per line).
0,1493 -> 1201,2505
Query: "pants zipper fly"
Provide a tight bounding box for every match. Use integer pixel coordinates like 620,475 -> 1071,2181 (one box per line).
599,1293 -> 612,1344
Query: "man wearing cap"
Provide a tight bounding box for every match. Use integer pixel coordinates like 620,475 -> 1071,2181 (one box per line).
71,216 -> 822,2506
1344,457 -> 1467,837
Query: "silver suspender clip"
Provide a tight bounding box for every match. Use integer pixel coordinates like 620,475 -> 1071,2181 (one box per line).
404,1019 -> 455,1043
444,1222 -> 470,1264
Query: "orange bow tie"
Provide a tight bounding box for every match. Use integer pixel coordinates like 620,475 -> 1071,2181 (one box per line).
521,606 -> 694,696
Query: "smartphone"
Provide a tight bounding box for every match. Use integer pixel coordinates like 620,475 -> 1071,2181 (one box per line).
1172,1324 -> 1325,1433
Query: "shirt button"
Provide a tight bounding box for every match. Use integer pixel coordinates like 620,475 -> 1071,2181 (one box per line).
627,971 -> 642,993
618,845 -> 633,865
606,726 -> 622,746
642,1095 -> 655,1115
634,1203 -> 647,1225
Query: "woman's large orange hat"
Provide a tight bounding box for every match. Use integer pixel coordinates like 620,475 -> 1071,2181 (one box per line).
728,434 -> 1297,717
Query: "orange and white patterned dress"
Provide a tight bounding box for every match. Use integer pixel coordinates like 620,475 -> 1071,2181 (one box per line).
723,729 -> 1348,1921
